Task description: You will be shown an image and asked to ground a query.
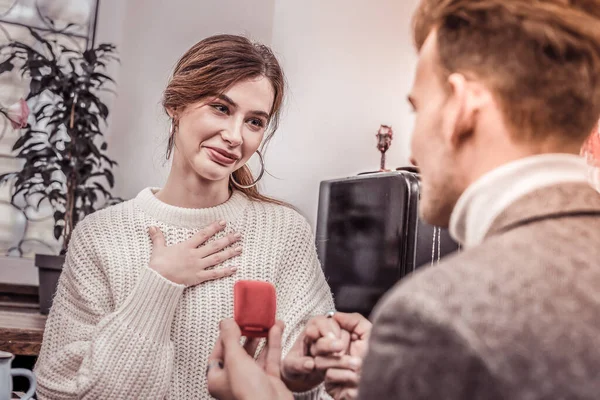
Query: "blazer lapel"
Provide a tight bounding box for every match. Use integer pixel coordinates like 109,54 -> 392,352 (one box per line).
485,182 -> 600,238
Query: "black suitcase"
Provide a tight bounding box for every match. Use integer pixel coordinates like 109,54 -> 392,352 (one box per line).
315,168 -> 461,317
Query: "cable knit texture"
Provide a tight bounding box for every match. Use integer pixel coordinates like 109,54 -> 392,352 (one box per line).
34,188 -> 334,400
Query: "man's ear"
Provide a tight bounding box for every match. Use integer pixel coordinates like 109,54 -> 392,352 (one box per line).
443,73 -> 491,149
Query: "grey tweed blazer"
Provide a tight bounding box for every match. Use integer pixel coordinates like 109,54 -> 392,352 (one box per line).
359,183 -> 600,400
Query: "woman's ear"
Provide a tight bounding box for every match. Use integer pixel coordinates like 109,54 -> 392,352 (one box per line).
166,107 -> 177,120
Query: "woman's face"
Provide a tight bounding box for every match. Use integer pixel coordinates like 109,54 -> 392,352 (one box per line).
171,76 -> 275,183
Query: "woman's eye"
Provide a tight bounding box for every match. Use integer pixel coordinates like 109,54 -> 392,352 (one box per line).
212,104 -> 229,114
248,118 -> 265,129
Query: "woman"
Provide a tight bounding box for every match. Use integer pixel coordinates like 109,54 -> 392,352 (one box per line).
34,34 -> 334,399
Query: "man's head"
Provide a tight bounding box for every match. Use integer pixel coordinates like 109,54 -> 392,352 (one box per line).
409,0 -> 600,227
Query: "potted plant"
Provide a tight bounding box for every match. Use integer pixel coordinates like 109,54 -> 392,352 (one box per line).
0,29 -> 121,314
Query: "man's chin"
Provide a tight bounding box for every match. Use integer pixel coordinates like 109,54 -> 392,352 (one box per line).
418,200 -> 452,228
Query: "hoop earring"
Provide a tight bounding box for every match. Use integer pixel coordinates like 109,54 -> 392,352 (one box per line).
230,150 -> 265,189
166,118 -> 176,160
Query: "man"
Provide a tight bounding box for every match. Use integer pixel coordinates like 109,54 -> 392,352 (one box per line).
207,0 -> 600,398
206,320 -> 293,400
582,125 -> 600,192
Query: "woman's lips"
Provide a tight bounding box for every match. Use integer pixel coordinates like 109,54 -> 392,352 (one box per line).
204,146 -> 238,166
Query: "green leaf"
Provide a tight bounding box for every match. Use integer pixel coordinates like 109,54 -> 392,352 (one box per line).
12,133 -> 31,151
83,49 -> 97,64
36,194 -> 48,209
27,28 -> 55,59
87,188 -> 97,204
11,185 -> 28,204
7,42 -> 40,57
88,142 -> 101,158
93,182 -> 110,197
19,141 -> 46,156
53,224 -> 63,240
34,103 -> 53,119
58,45 -> 80,55
101,154 -> 117,167
90,72 -> 115,83
0,59 -> 14,74
27,79 -> 43,99
0,172 -> 16,185
97,101 -> 109,119
103,169 -> 114,188
72,211 -> 80,226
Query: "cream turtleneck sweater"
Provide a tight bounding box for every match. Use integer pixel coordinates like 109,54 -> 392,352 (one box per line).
449,154 -> 590,247
34,188 -> 334,400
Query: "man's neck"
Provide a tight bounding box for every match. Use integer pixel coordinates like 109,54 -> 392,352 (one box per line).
449,154 -> 589,247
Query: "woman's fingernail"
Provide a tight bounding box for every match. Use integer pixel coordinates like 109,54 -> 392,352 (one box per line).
235,246 -> 243,253
149,226 -> 156,235
231,266 -> 238,272
219,220 -> 226,226
304,360 -> 314,369
327,332 -> 337,339
234,232 -> 242,239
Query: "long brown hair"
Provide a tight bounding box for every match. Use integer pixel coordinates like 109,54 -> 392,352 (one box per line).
163,34 -> 286,205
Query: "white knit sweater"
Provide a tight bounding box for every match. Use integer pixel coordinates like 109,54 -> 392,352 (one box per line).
34,188 -> 334,400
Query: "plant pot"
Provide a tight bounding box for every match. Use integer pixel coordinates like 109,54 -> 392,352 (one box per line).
34,254 -> 65,315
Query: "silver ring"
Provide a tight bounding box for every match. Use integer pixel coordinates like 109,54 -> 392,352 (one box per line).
206,360 -> 223,375
325,310 -> 336,319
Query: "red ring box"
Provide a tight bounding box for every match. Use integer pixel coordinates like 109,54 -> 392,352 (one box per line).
234,280 -> 277,338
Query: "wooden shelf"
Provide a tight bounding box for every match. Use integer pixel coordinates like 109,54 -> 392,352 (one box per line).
0,308 -> 46,356
0,283 -> 39,309
0,284 -> 46,356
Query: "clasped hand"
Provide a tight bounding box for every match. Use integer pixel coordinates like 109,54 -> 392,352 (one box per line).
281,312 -> 371,400
207,312 -> 372,400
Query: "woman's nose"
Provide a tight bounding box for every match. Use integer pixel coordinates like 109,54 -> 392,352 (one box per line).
220,120 -> 244,146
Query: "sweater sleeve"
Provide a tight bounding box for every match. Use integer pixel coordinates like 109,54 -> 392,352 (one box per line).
34,219 -> 185,400
273,215 -> 335,400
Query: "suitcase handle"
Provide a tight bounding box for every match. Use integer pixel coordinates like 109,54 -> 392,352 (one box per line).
396,166 -> 419,174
